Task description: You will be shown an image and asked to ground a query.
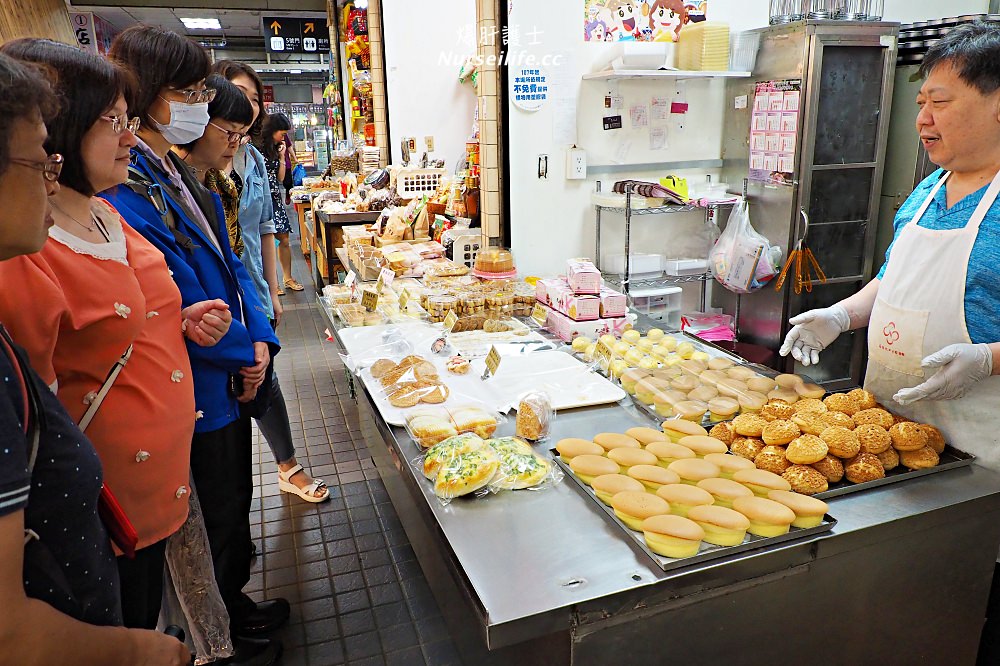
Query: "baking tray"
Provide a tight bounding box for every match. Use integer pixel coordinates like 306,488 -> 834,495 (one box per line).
815,445 -> 975,499
552,453 -> 837,573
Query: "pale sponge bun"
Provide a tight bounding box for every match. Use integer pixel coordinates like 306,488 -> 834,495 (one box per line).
624,427 -> 669,446
569,454 -> 620,484
591,473 -> 645,504
627,464 -> 680,491
655,483 -> 714,517
645,441 -> 697,467
732,496 -> 797,537
687,504 -> 750,546
611,490 -> 670,530
767,490 -> 829,528
696,477 -> 753,509
678,435 -> 729,457
555,438 -> 603,461
593,432 -> 642,452
733,468 -> 791,496
642,514 -> 705,558
668,458 -> 721,485
608,447 -> 658,471
661,420 -> 708,441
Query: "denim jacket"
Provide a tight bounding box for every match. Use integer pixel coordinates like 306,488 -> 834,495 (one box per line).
235,144 -> 276,320
101,146 -> 279,433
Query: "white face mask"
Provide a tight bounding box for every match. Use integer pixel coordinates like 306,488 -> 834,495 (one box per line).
154,99 -> 210,145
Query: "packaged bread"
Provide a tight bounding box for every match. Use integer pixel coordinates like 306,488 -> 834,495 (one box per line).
422,433 -> 485,479
490,451 -> 553,490
407,413 -> 458,449
515,391 -> 554,441
450,406 -> 499,438
434,447 -> 501,500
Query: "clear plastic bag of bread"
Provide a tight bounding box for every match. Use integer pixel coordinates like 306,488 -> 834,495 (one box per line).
404,401 -> 507,449
412,431 -> 501,505
485,436 -> 563,494
371,355 -> 452,409
339,333 -> 413,377
515,391 -> 554,442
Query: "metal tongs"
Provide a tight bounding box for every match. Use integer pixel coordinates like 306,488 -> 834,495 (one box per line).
775,209 -> 827,294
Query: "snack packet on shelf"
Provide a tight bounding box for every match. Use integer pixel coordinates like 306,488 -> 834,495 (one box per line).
515,391 -> 554,442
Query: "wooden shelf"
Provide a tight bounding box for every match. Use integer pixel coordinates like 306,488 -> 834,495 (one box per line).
582,69 -> 751,81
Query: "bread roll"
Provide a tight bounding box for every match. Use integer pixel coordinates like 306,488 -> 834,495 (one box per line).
730,436 -> 766,461
760,401 -> 796,422
855,424 -> 891,454
917,424 -> 946,454
608,447 -> 659,472
625,427 -> 669,446
642,514 -> 705,558
796,382 -> 826,399
767,388 -> 800,404
876,446 -> 900,471
645,441 -> 697,468
611,491 -> 670,530
847,388 -> 878,411
627,464 -> 681,491
775,373 -> 804,388
853,408 -> 895,430
732,496 -> 797,537
727,366 -> 758,381
674,401 -> 708,421
661,420 -> 708,442
748,376 -> 778,394
697,477 -> 753,509
820,426 -> 860,459
555,438 -> 604,462
762,420 -> 800,446
824,393 -> 860,416
811,455 -> 845,483
733,413 -> 768,437
678,435 -> 729,458
767,490 -> 829,528
451,407 -> 498,438
434,448 -> 500,499
591,473 -> 645,504
593,432 -> 642,452
492,453 -> 551,490
791,411 -> 828,436
620,368 -> 651,396
668,458 -> 721,485
423,433 -> 485,479
709,421 -> 736,445
738,391 -> 769,412
820,411 -> 856,430
687,505 -> 751,546
754,445 -> 792,475
889,422 -> 929,451
786,434 -> 829,465
409,415 -> 458,449
690,385 -> 720,403
656,483 -> 715,517
899,445 -> 940,470
704,452 -> 756,480
732,468 -> 791,497
844,452 -> 885,484
781,465 -> 829,495
569,454 -> 620,485
793,398 -> 828,415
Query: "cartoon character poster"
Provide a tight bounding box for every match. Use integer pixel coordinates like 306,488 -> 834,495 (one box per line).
584,0 -> 707,42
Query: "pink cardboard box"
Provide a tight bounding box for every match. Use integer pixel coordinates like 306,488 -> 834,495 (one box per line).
599,286 -> 627,318
542,304 -> 627,342
566,258 -> 601,295
547,279 -> 600,321
535,278 -> 565,307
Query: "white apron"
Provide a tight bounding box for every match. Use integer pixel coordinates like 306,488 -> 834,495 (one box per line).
866,169 -> 1000,473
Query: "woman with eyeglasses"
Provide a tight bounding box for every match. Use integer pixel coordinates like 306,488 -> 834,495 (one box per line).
0,37 -> 238,639
255,112 -> 301,294
0,50 -> 190,666
213,60 -> 329,506
100,25 -> 284,666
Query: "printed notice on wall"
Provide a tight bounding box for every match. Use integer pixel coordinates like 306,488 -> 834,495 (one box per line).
749,79 -> 801,186
630,104 -> 649,129
651,96 -> 670,121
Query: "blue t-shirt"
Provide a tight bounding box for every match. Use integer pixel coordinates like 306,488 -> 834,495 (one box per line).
877,169 -> 1000,344
0,328 -> 121,625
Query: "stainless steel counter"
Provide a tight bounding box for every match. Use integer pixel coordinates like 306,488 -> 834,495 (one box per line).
321,301 -> 1000,665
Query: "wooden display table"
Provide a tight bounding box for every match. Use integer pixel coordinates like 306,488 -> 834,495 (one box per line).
311,209 -> 380,288
293,200 -> 313,256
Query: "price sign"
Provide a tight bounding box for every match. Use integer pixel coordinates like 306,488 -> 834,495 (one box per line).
398,288 -> 411,309
484,345 -> 502,378
443,310 -> 459,332
361,289 -> 379,312
531,303 -> 548,327
376,267 -> 394,294
344,270 -> 357,294
595,339 -> 614,371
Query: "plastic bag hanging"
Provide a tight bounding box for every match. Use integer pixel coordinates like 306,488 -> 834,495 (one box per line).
709,198 -> 782,294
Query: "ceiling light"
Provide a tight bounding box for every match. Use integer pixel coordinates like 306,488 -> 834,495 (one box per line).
180,17 -> 222,30
354,0 -> 369,8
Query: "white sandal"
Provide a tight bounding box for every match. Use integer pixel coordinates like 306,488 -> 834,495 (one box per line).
277,464 -> 330,503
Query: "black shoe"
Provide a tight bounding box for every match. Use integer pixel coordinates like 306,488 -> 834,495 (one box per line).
219,636 -> 283,666
237,598 -> 291,635
250,541 -> 260,560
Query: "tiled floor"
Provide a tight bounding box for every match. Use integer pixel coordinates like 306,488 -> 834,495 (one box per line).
246,241 -> 463,666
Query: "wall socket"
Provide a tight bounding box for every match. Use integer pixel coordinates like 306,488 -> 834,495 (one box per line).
566,148 -> 587,180
424,136 -> 435,152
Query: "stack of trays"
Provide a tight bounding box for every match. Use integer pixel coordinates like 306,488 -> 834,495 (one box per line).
677,22 -> 731,71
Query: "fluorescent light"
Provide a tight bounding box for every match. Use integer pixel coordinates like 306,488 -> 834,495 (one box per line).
180,17 -> 222,30
354,0 -> 369,8
289,69 -> 302,74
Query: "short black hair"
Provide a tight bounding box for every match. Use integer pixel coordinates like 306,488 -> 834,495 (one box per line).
0,52 -> 57,177
920,21 -> 1000,95
109,24 -> 210,127
178,74 -> 253,151
256,112 -> 292,161
1,38 -> 132,196
212,60 -> 265,137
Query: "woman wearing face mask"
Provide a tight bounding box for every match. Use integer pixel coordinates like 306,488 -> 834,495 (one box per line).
100,25 -> 285,665
254,112 -> 300,293
0,51 -> 189,666
212,60 -> 329,506
0,36 -> 235,638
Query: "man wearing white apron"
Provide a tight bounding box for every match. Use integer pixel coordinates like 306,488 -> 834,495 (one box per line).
779,22 -> 1000,663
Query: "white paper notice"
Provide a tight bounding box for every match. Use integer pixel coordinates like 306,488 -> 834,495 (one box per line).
650,127 -> 668,151
613,140 -> 633,164
651,96 -> 670,121
552,98 -> 577,145
630,104 -> 649,129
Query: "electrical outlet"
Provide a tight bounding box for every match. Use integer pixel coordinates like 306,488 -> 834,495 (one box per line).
424,136 -> 435,152
407,137 -> 417,151
566,148 -> 586,180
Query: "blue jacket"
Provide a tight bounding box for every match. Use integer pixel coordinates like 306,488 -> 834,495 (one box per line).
101,146 -> 279,433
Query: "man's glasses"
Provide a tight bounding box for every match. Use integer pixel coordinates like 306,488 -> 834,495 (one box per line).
166,87 -> 217,105
9,153 -> 64,182
208,122 -> 251,146
101,114 -> 141,135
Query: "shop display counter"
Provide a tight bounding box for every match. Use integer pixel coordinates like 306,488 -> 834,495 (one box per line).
320,305 -> 1000,665
312,209 -> 380,287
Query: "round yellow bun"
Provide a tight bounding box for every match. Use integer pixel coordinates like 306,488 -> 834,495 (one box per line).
762,420 -> 801,446
687,504 -> 751,546
796,382 -> 826,399
689,385 -> 720,403
655,483 -> 715,517
727,366 -> 758,381
707,397 -> 740,420
768,388 -> 800,404
767,489 -> 829,528
673,401 -> 708,421
748,376 -> 778,394
775,373 -> 805,388
678,435 -> 729,458
611,490 -> 670,531
781,464 -> 829,495
708,357 -> 735,371
848,388 -> 879,410
556,438 -> 604,461
697,477 -> 753,509
733,413 -> 768,437
607,447 -> 659,472
703,452 -> 756,479
627,464 -> 681,491
591,473 -> 645,505
569,454 -> 620,485
668,458 -> 721,485
786,434 -> 830,465
732,496 -> 797,537
732,468 -> 792,496
625,426 -> 669,446
571,336 -> 592,352
753,445 -> 792,475
662,420 -> 708,441
593,432 -> 642,452
730,436 -> 766,462
760,401 -> 795,422
647,328 -> 665,341
642,514 -> 705,558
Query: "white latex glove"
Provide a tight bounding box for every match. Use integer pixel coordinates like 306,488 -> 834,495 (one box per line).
893,343 -> 994,405
778,305 -> 850,367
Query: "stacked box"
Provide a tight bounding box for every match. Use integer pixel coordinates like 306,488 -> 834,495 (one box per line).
566,258 -> 601,295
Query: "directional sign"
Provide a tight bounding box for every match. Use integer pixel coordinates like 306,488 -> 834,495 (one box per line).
263,16 -> 330,54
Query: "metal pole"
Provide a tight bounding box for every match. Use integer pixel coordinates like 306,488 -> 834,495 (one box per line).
624,184 -> 632,297
595,181 -> 602,273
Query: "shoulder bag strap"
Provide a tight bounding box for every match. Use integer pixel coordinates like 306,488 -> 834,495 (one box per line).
77,345 -> 133,433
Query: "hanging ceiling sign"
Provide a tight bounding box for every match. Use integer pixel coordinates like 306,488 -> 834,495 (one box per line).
263,16 -> 331,54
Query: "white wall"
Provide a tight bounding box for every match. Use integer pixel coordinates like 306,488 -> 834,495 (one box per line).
506,0 -> 988,278
381,0 -> 479,171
